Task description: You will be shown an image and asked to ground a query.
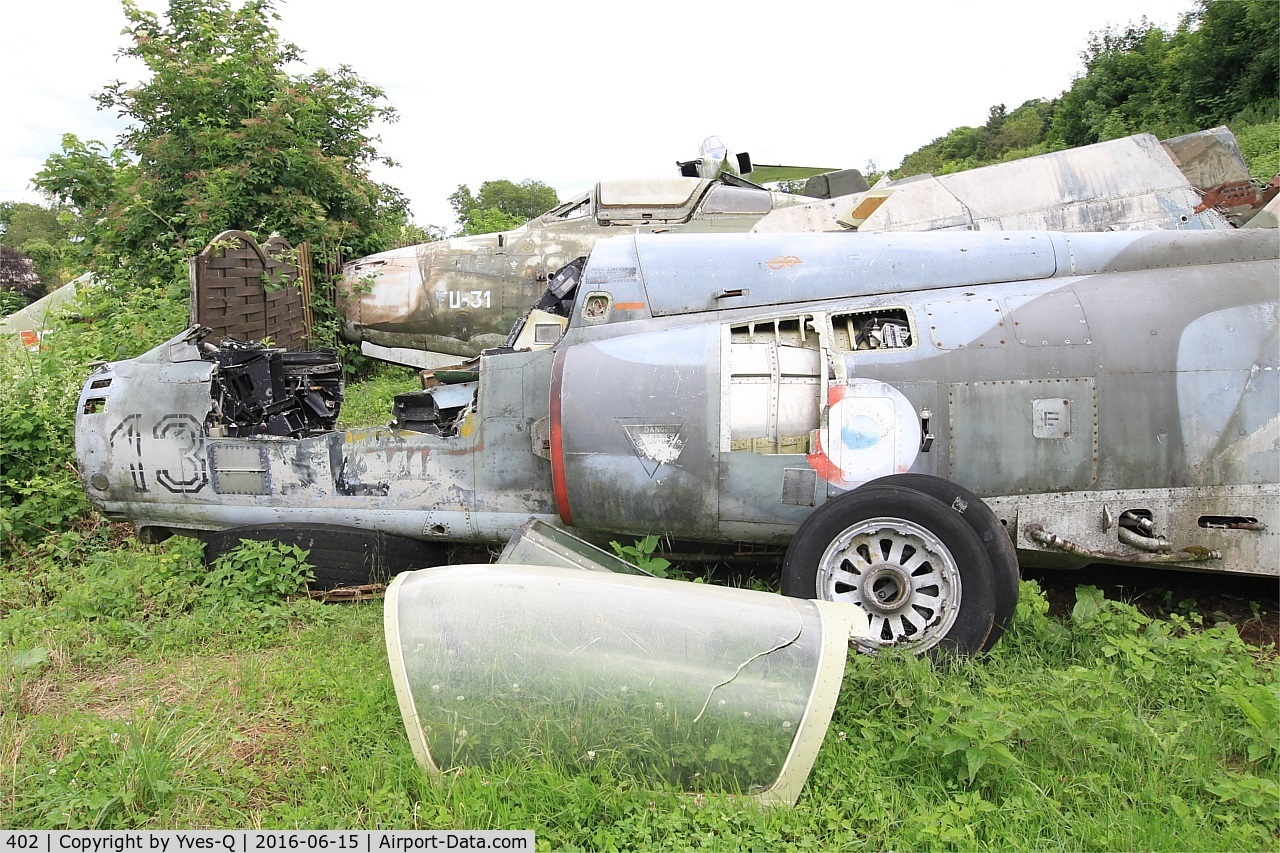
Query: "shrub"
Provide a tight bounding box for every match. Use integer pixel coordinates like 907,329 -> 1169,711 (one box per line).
201,539 -> 316,607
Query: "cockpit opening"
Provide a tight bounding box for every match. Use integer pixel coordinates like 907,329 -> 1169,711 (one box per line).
206,336 -> 344,439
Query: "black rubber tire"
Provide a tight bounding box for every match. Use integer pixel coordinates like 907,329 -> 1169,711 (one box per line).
863,474 -> 1019,652
201,523 -> 447,589
782,484 -> 996,657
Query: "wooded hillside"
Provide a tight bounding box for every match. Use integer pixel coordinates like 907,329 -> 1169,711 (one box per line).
895,0 -> 1278,179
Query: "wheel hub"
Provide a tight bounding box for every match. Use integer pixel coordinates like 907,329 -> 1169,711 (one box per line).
861,563 -> 913,615
816,516 -> 961,652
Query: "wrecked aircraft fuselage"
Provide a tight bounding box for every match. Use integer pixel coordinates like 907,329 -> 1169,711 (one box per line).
752,127 -> 1277,235
76,228 -> 1280,655
340,128 -> 1277,371
338,177 -> 810,366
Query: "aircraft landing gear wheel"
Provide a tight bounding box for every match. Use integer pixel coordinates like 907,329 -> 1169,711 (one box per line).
782,485 -> 996,656
863,474 -> 1019,652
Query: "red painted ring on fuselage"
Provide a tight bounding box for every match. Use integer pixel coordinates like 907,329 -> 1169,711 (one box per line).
549,349 -> 573,526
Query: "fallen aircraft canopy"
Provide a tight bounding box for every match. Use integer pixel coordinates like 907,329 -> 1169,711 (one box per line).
384,563 -> 868,806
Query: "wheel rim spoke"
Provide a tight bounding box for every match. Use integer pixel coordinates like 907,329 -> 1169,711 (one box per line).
832,565 -> 861,589
911,574 -> 942,594
901,550 -> 930,574
890,613 -> 915,638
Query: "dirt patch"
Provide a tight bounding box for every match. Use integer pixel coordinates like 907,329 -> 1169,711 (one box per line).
222,711 -> 304,792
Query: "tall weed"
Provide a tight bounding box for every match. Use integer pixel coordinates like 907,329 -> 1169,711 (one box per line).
202,539 -> 316,606
0,275 -> 185,545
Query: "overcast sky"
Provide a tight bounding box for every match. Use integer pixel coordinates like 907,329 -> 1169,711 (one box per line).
2,0 -> 1190,230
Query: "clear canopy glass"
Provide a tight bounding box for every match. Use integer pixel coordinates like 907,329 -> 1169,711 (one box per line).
385,563 -> 865,805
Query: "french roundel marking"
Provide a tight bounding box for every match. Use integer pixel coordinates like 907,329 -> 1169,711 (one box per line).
806,380 -> 920,490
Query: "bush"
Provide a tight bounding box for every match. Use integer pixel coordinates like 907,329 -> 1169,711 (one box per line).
0,338 -> 91,542
202,539 -> 316,607
1235,119 -> 1280,178
0,274 -> 186,547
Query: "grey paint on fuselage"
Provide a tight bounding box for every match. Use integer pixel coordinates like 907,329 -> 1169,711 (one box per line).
77,228 -> 1279,577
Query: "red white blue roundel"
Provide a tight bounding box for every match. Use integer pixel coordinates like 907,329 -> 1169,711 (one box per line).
806,379 -> 919,490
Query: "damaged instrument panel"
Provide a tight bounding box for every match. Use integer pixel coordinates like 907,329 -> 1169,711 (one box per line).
206,337 -> 344,438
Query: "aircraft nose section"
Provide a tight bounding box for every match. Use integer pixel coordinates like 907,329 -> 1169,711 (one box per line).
339,248 -> 430,334
75,362 -> 124,512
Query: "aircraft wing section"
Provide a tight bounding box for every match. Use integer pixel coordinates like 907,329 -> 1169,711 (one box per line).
751,131 -> 1242,234
746,163 -> 841,183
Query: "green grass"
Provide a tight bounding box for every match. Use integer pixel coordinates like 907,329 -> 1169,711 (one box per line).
2,531 -> 1277,849
338,363 -> 423,428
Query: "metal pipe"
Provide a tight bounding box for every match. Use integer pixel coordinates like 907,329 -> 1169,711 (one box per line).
1024,523 -> 1096,558
1117,527 -> 1172,553
1024,523 -> 1221,564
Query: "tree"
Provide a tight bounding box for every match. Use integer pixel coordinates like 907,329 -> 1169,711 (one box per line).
1045,2 -> 1278,149
18,240 -> 63,294
0,246 -> 44,306
0,202 -> 69,249
897,125 -> 984,177
979,104 -> 1009,159
1178,0 -> 1279,127
1050,19 -> 1187,147
449,179 -> 559,235
34,0 -> 412,324
0,202 -> 70,296
993,100 -> 1057,158
772,179 -> 808,195
388,222 -> 449,248
460,207 -> 526,236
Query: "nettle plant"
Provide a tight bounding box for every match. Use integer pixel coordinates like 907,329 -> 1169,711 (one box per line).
609,535 -> 672,578
201,539 -> 315,606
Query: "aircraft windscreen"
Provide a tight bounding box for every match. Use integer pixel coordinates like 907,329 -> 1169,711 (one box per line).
701,184 -> 774,214
385,564 -> 864,805
543,193 -> 591,221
